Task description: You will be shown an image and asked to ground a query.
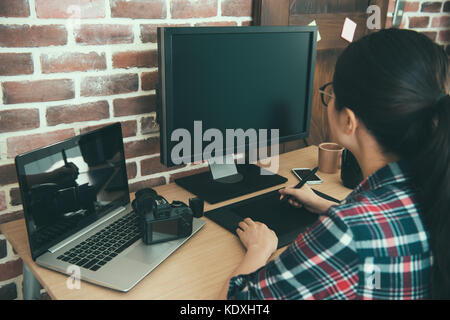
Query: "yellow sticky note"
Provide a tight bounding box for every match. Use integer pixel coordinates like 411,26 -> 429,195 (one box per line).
308,20 -> 321,42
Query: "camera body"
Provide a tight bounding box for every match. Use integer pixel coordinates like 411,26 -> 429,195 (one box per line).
132,189 -> 193,245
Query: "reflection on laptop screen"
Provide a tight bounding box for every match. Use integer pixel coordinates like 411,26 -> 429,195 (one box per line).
16,123 -> 130,260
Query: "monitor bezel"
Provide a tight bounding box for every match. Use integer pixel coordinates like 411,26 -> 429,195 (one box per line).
158,26 -> 318,167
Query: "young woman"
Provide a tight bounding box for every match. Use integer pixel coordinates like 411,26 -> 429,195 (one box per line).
219,28 -> 449,300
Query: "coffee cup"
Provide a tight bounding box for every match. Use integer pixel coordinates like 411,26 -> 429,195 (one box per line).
318,143 -> 344,174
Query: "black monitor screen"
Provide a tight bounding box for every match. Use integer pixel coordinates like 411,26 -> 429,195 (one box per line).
15,123 -> 130,260
159,27 -> 317,166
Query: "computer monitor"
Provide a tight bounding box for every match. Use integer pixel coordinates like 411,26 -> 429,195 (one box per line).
157,26 -> 317,204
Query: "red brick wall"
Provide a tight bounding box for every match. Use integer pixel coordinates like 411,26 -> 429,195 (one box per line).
0,0 -> 252,300
386,0 -> 449,52
0,0 -> 447,300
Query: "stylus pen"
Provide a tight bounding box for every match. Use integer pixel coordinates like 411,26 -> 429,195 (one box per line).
62,149 -> 69,167
281,167 -> 319,203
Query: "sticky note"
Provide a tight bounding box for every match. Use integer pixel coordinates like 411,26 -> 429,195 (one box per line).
341,18 -> 357,42
308,20 -> 321,42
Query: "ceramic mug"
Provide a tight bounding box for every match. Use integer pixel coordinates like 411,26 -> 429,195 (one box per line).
318,143 -> 344,174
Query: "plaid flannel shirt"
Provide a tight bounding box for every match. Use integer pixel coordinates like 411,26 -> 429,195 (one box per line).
227,160 -> 433,300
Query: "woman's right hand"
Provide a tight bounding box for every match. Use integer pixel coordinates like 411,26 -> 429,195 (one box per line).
279,184 -> 335,214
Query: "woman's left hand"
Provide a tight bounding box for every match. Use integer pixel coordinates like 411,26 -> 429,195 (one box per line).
236,218 -> 278,261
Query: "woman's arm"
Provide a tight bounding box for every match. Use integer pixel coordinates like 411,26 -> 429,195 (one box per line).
218,218 -> 278,300
218,246 -> 271,299
279,183 -> 337,214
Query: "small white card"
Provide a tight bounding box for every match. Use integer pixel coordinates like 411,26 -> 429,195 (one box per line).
308,20 -> 321,42
341,18 -> 357,42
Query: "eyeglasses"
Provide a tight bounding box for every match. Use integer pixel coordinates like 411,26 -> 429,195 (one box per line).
319,82 -> 335,107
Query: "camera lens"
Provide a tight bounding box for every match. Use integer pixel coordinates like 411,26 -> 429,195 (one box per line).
171,201 -> 185,207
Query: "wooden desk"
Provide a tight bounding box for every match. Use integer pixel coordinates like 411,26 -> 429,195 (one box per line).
0,146 -> 352,300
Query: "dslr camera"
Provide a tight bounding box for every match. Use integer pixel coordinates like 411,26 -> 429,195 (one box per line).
132,189 -> 193,245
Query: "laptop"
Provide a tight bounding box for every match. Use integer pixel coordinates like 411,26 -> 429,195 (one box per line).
15,123 -> 205,292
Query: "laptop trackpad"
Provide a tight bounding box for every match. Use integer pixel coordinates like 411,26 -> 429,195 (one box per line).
125,240 -> 180,265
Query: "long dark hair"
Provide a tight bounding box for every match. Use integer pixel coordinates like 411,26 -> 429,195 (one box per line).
332,28 -> 449,299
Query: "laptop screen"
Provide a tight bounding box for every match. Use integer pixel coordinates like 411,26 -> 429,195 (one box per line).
15,123 -> 130,260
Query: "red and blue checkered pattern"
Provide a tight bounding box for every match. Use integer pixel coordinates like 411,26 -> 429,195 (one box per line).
227,160 -> 432,300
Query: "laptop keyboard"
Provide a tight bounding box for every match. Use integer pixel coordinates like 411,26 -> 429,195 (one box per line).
57,212 -> 140,272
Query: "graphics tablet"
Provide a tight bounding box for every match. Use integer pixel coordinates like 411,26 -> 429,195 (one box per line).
205,189 -> 341,248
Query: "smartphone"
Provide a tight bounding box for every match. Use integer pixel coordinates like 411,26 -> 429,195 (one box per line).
292,168 -> 323,185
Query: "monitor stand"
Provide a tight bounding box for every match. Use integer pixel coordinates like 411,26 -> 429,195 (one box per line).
208,155 -> 244,184
174,156 -> 288,204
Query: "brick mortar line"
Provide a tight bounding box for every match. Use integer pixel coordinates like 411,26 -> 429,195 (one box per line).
104,46 -> 113,70
0,89 -> 158,112
36,104 -> 47,133
1,74 -> 157,102
130,165 -> 188,183
0,43 -> 158,54
0,16 -> 252,25
0,64 -> 158,78
0,181 -> 22,189
406,27 -> 449,31
106,98 -> 114,127
0,140 -> 6,160
68,23 -> 79,47
132,159 -> 210,183
0,113 -> 160,143
135,109 -> 143,134
5,119 -> 156,142
218,0 -> 223,17
0,99 -> 156,122
0,113 -> 157,148
0,238 -> 20,262
406,13 -> 450,17
165,0 -> 171,20
0,276 -> 23,289
0,78 -> 3,106
2,191 -> 12,218
105,0 -> 112,19
73,77 -> 81,100
382,12 -> 446,17
0,96 -> 155,118
127,153 -> 161,165
132,23 -> 143,45
28,0 -> 36,20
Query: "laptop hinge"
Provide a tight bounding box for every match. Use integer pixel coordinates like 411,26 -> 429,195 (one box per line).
48,206 -> 127,254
